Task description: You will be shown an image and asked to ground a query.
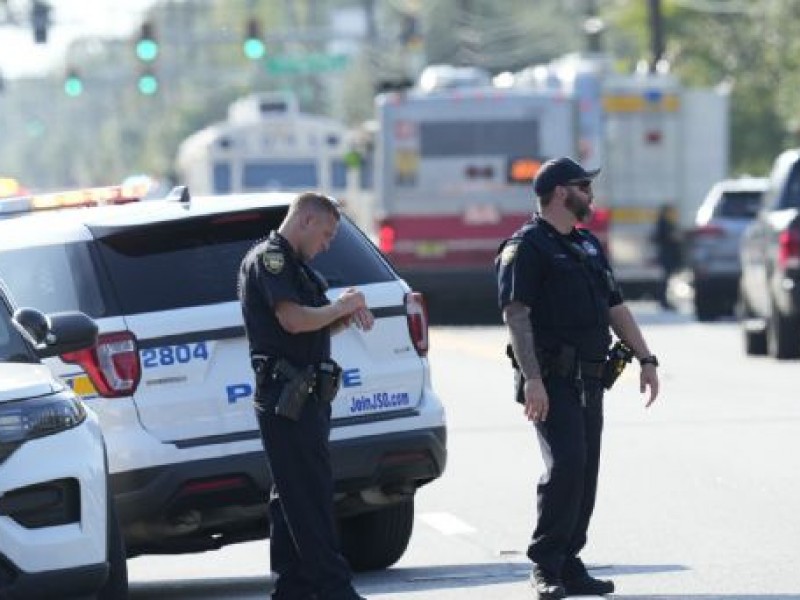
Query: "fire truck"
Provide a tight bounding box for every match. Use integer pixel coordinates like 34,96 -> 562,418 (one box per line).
369,64 -> 586,303
514,53 -> 729,293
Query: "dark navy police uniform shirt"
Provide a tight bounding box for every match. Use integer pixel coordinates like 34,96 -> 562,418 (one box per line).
496,214 -> 623,362
238,231 -> 331,366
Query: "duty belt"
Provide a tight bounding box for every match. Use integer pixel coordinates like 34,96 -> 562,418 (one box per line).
540,345 -> 605,380
251,355 -> 342,404
251,355 -> 337,378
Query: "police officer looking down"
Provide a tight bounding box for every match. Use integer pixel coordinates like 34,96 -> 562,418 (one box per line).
495,157 -> 660,599
238,192 -> 374,600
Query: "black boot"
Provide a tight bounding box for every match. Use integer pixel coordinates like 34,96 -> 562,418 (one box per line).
530,565 -> 566,600
562,557 -> 614,596
563,574 -> 614,596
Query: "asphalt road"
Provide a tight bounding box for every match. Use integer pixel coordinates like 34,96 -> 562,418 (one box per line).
126,302 -> 800,599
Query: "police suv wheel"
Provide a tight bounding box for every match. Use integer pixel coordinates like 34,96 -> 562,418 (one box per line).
767,300 -> 800,360
97,490 -> 128,599
339,500 -> 414,572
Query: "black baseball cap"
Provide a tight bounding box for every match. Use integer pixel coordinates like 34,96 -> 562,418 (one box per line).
533,157 -> 600,196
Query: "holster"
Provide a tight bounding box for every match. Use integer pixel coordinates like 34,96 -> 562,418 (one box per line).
601,340 -> 634,390
252,356 -> 314,421
316,360 -> 342,404
275,361 -> 315,421
507,342 -> 607,405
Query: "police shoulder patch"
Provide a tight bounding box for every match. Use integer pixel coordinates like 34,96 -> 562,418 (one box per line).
500,241 -> 520,266
262,251 -> 285,274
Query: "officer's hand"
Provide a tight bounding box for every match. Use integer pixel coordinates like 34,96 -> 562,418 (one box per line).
523,377 -> 549,422
351,306 -> 375,331
335,288 -> 374,331
640,364 -> 659,407
336,288 -> 367,316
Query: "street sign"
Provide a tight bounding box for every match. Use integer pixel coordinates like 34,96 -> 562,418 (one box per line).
265,53 -> 349,75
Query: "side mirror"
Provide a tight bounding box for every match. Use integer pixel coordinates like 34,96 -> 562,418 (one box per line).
13,307 -> 51,345
13,307 -> 98,358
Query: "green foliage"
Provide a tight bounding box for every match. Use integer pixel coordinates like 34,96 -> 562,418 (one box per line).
603,0 -> 800,175
4,0 -> 798,189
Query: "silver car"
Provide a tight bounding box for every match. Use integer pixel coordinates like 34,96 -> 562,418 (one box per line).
689,176 -> 768,320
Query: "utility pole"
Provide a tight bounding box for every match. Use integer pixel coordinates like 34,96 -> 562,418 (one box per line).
362,0 -> 377,44
584,0 -> 604,53
648,0 -> 665,72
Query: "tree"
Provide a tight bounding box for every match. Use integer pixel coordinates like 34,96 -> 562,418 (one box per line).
603,0 -> 799,175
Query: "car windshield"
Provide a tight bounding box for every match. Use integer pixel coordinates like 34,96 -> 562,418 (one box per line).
0,295 -> 37,364
716,191 -> 763,219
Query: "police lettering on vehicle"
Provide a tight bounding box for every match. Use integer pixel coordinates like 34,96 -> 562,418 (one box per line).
225,367 -> 363,405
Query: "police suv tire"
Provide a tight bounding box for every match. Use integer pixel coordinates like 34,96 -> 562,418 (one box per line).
743,325 -> 767,356
767,300 -> 800,360
339,500 -> 414,572
738,291 -> 768,356
98,489 -> 128,600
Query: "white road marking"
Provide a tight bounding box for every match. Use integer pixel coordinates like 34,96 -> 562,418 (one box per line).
419,512 -> 477,535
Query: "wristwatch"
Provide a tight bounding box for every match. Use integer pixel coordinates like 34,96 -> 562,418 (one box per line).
638,355 -> 659,367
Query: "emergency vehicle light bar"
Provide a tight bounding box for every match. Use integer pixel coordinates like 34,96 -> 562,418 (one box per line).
0,185 -> 140,218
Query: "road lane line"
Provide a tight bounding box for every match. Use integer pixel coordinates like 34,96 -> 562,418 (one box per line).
419,512 -> 477,535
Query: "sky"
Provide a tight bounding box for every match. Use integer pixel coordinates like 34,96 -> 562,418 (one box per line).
0,0 -> 158,78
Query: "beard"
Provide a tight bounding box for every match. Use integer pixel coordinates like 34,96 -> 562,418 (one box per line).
565,189 -> 593,223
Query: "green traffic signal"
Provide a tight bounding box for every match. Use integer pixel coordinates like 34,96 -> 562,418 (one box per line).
136,21 -> 158,62
243,17 -> 265,60
136,39 -> 159,62
64,72 -> 83,97
243,38 -> 266,60
138,73 -> 158,95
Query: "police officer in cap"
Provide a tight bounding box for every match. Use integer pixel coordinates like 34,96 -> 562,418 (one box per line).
238,191 -> 374,600
495,157 -> 660,599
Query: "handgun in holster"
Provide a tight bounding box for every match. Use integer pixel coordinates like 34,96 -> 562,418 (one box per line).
602,340 -> 634,390
272,359 -> 315,421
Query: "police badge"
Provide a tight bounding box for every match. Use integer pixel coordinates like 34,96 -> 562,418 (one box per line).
500,241 -> 519,266
262,251 -> 285,274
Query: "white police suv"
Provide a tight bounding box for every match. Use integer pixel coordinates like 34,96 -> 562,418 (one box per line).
0,187 -> 447,572
0,281 -> 127,599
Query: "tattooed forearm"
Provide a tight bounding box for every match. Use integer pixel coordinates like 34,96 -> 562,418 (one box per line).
503,302 -> 541,380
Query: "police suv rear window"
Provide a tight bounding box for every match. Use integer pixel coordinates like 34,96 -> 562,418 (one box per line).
93,208 -> 395,314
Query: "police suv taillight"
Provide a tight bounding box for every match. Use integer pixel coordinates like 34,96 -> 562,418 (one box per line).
405,292 -> 429,357
62,331 -> 141,397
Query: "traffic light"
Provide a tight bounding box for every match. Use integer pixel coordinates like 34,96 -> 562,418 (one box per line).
243,17 -> 265,60
63,69 -> 83,97
135,21 -> 159,62
137,70 -> 158,96
31,1 -> 51,44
